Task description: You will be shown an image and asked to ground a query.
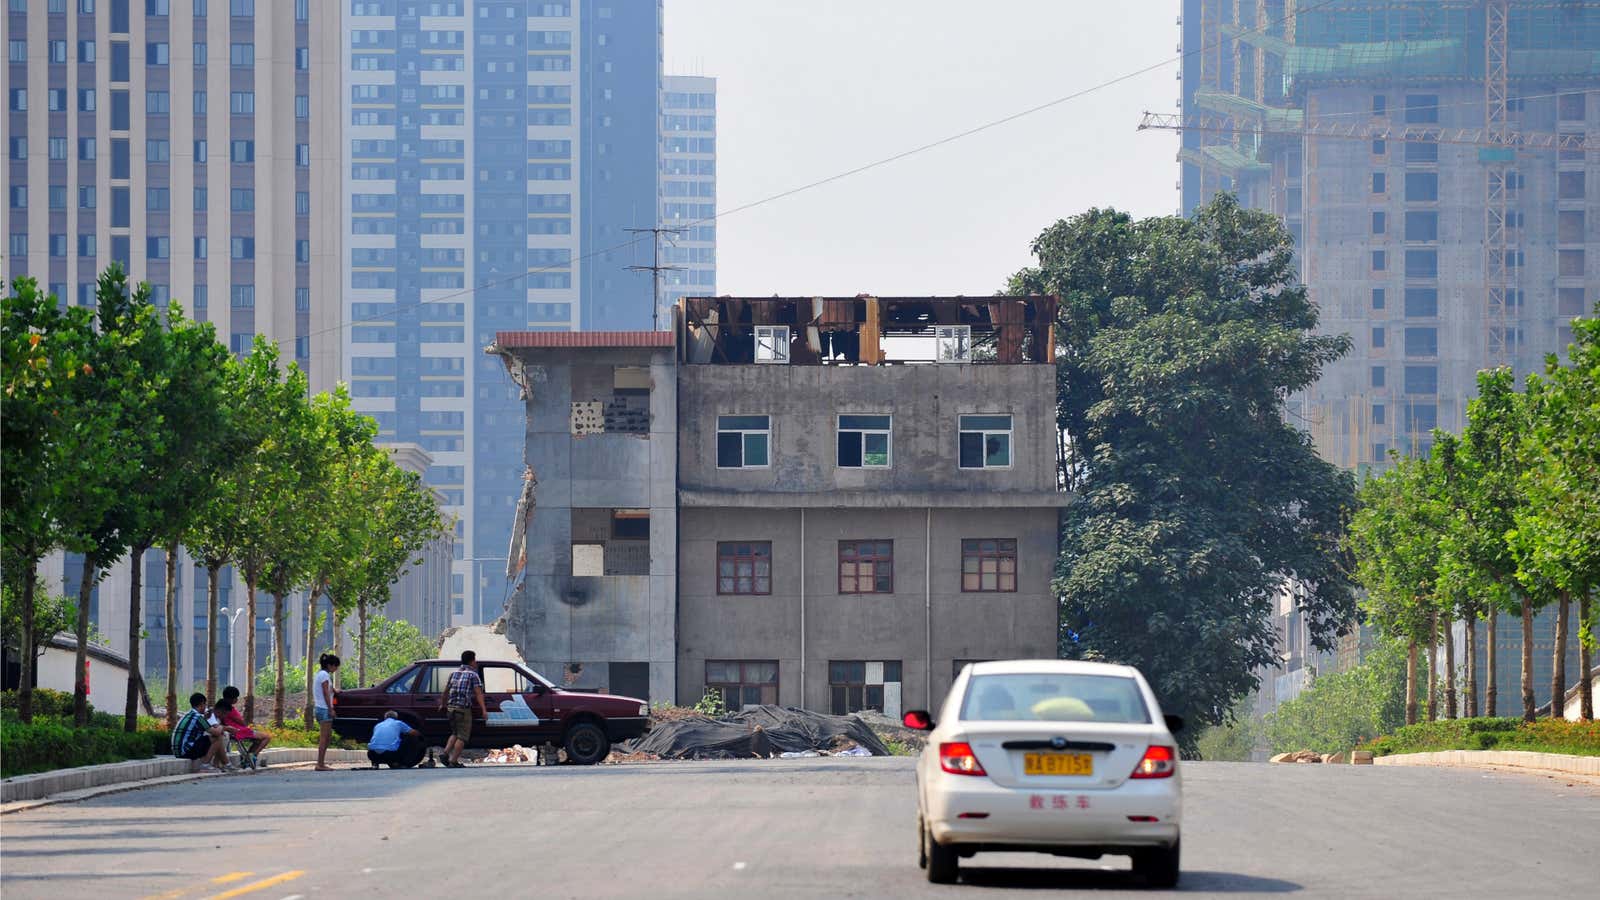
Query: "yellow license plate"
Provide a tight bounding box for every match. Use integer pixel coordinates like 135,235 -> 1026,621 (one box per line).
1023,752 -> 1093,776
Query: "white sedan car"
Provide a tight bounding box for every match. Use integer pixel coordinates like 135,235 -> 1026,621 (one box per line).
905,659 -> 1184,886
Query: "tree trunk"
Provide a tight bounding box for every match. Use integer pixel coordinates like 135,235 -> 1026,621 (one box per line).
244,577 -> 258,723
1520,595 -> 1536,723
302,584 -> 321,729
1444,612 -> 1457,719
334,610 -> 347,690
163,547 -> 179,731
1486,611 -> 1498,717
205,561 -> 221,700
124,543 -> 148,733
18,559 -> 38,723
1579,592 -> 1593,722
1551,592 -> 1569,720
1405,639 -> 1419,726
73,554 -> 96,726
272,593 -> 287,727
1424,610 -> 1438,723
1465,616 -> 1479,719
358,601 -> 368,686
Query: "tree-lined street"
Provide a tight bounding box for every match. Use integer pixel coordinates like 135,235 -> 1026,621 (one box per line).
2,759 -> 1595,898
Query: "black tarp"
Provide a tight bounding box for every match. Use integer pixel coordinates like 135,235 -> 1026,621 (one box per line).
622,706 -> 890,760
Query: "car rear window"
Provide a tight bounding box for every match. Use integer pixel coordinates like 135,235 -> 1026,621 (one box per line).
959,673 -> 1150,724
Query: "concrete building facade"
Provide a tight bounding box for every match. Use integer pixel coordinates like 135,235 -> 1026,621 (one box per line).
673,296 -> 1067,715
487,330 -> 677,704
339,0 -> 665,625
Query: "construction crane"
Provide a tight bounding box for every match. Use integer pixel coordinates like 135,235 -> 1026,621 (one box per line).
1484,0 -> 1514,367
1136,112 -> 1592,152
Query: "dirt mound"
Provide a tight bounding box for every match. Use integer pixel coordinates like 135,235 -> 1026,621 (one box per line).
621,705 -> 889,760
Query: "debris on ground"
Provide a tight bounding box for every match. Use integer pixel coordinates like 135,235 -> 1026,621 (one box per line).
602,749 -> 661,764
481,745 -> 538,764
853,709 -> 927,754
620,705 -> 891,760
1269,749 -> 1325,763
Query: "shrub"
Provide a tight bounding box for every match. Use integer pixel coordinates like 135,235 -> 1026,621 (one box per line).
0,717 -> 163,778
0,688 -> 80,719
1363,717 -> 1600,758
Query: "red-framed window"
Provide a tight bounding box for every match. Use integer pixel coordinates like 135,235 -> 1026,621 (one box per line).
961,539 -> 1017,592
717,542 -> 771,595
838,540 -> 892,594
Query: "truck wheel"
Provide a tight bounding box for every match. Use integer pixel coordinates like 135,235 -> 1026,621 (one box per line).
563,722 -> 610,765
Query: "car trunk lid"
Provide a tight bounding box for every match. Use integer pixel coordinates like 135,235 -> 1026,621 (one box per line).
958,721 -> 1166,790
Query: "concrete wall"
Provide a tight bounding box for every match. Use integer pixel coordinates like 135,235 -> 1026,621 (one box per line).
677,495 -> 1058,713
501,346 -> 676,704
677,363 -> 1059,498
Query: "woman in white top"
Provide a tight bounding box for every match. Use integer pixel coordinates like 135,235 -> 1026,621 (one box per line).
313,653 -> 340,771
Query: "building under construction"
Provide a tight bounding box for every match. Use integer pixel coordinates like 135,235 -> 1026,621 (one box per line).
1174,0 -> 1598,469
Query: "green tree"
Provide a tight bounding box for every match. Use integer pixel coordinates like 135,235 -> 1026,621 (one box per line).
1,277 -> 107,722
1009,196 -> 1357,747
361,614 -> 440,687
1,576 -> 77,681
1510,316 -> 1600,722
1264,638 -> 1408,754
1195,695 -> 1259,762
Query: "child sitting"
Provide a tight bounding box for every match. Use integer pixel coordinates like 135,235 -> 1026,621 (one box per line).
215,686 -> 272,767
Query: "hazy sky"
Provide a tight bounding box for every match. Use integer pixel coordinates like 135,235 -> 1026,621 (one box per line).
664,1 -> 1183,296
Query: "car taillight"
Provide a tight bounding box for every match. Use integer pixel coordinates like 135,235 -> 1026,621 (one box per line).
1130,745 -> 1176,779
939,742 -> 987,776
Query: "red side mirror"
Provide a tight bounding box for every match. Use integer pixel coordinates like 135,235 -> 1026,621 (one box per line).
902,710 -> 934,731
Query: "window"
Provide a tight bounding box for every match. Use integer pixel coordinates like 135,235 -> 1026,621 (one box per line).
49,234 -> 68,258
7,235 -> 26,258
9,89 -> 26,112
716,415 -> 769,469
193,42 -> 206,66
78,138 -> 95,160
230,0 -> 252,15
961,673 -> 1150,724
1404,366 -> 1437,395
1371,172 -> 1386,194
230,43 -> 253,66
79,41 -> 96,62
1371,250 -> 1386,272
78,186 -> 95,209
192,90 -> 206,115
8,41 -> 25,63
717,542 -> 771,595
1405,211 -> 1438,242
1404,250 -> 1437,279
230,188 -> 253,210
1559,250 -> 1585,279
1558,93 -> 1587,122
193,187 -> 206,209
1371,366 -> 1386,388
1404,288 -> 1438,318
1404,173 -> 1439,202
1371,211 -> 1386,235
146,0 -> 168,13
47,137 -> 67,161
7,186 -> 23,209
110,90 -> 130,129
230,139 -> 253,162
194,139 -> 206,162
229,91 -> 254,114
1404,95 -> 1439,124
230,285 -> 254,308
146,237 -> 169,259
1559,288 -> 1588,317
754,325 -> 789,363
1405,141 -> 1438,164
837,415 -> 891,468
829,661 -> 901,715
1371,288 -> 1385,310
1372,327 -> 1385,349
146,187 -> 168,210
147,42 -> 169,65
79,88 -> 96,111
48,89 -> 67,112
705,661 -> 777,712
230,237 -> 254,259
1372,95 -> 1387,117
838,541 -> 892,594
961,539 -> 1017,592
1371,139 -> 1386,156
1373,405 -> 1386,426
111,42 -> 129,80
936,325 -> 972,362
1558,211 -> 1585,245
194,236 -> 207,258
958,415 -> 1012,469
1558,172 -> 1586,201
1404,328 -> 1437,358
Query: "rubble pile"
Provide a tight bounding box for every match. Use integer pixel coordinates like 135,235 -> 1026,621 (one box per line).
621,705 -> 891,760
853,709 -> 928,753
481,745 -> 539,764
1269,749 -> 1326,764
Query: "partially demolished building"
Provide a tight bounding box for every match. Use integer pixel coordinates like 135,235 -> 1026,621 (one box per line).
488,295 -> 1067,714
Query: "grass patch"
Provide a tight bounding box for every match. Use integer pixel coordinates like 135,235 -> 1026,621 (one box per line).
1362,717 -> 1600,758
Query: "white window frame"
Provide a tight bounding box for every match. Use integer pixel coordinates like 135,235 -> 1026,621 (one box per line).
716,415 -> 770,469
837,414 -> 892,469
754,325 -> 790,364
958,414 -> 1013,470
936,325 -> 971,363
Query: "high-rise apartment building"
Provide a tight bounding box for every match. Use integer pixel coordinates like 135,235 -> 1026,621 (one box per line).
3,0 -> 345,692
341,0 -> 664,623
659,74 -> 714,319
1177,0 -> 1597,470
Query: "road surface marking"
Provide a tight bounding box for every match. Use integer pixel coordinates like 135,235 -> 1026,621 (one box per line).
212,873 -> 255,885
205,871 -> 305,900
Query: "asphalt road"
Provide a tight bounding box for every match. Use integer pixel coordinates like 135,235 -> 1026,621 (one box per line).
1,758 -> 1595,898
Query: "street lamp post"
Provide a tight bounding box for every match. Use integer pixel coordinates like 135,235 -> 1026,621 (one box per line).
221,607 -> 247,690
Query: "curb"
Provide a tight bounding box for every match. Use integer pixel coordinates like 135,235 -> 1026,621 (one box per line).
1373,749 -> 1600,777
1,748 -> 369,811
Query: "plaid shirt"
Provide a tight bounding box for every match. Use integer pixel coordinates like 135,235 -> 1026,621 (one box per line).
446,666 -> 482,710
172,708 -> 209,756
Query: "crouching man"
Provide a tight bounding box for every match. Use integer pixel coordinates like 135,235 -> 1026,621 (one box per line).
367,711 -> 424,769
172,692 -> 231,772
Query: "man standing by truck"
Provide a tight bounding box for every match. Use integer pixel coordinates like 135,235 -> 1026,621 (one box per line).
438,650 -> 488,768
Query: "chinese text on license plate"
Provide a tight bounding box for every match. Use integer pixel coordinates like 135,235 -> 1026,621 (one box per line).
1023,752 -> 1093,776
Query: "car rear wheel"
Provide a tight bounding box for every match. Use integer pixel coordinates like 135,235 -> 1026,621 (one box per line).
563,721 -> 611,765
1132,838 -> 1180,888
924,824 -> 958,884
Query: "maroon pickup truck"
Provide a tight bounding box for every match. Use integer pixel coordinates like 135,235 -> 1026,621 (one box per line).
331,658 -> 649,766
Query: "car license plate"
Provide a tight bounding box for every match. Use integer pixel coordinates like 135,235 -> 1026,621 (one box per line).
1023,752 -> 1093,776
